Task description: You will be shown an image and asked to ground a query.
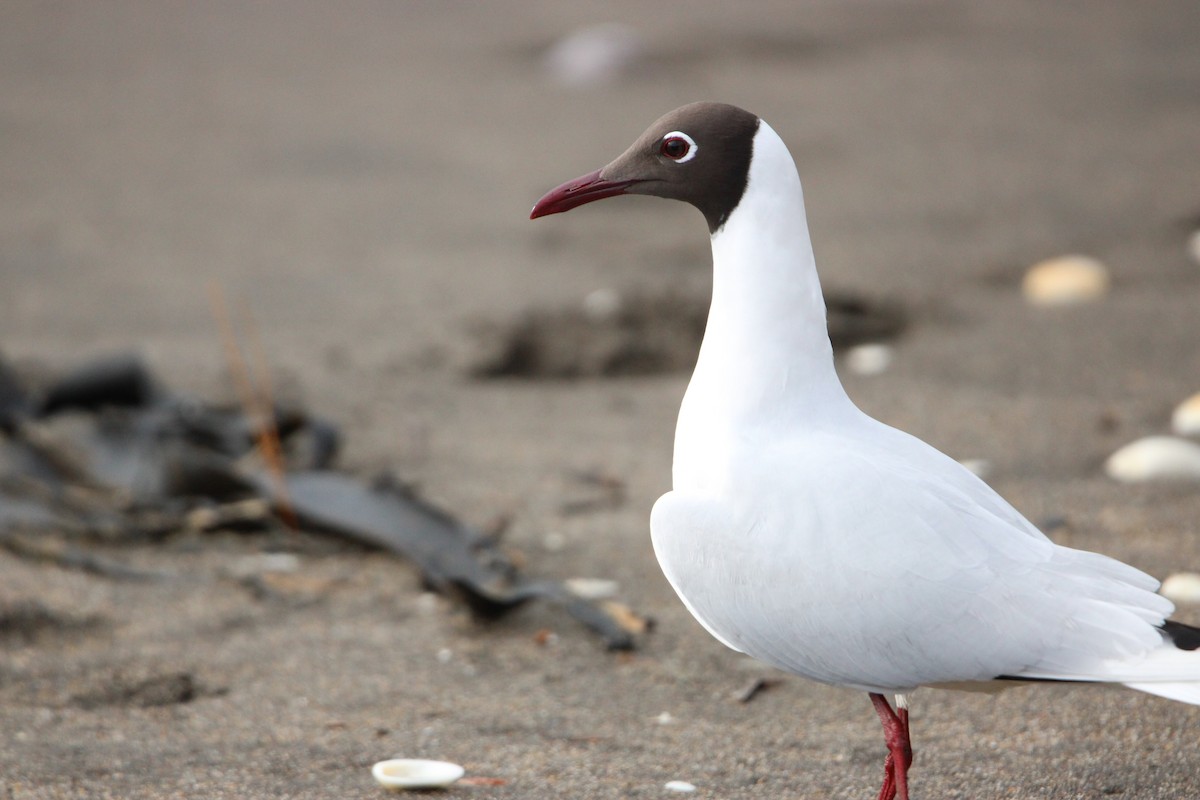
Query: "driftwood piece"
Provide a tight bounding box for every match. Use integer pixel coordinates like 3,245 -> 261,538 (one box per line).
0,351 -> 646,649
256,471 -> 637,649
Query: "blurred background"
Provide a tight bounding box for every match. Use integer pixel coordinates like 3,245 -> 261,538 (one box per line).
2,2 -> 1199,798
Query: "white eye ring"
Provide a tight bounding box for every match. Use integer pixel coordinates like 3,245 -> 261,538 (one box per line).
660,131 -> 698,163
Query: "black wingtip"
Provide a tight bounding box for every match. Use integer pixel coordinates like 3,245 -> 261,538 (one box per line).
1161,620 -> 1200,651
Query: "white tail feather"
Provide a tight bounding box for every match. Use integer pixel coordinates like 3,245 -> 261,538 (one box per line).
1015,641 -> 1200,705
1124,681 -> 1200,705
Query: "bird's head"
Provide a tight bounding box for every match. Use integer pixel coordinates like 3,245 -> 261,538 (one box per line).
530,102 -> 760,234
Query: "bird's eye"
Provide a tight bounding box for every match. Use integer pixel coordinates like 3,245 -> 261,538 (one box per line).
661,137 -> 689,159
659,131 -> 698,163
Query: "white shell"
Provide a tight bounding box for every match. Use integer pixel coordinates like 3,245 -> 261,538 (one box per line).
1161,573 -> 1200,604
415,592 -> 441,615
1188,229 -> 1200,266
543,24 -> 645,88
1021,255 -> 1110,306
845,343 -> 893,376
664,780 -> 697,793
564,577 -> 620,600
1171,392 -> 1200,436
371,759 -> 464,791
225,552 -> 300,579
957,459 -> 992,480
1104,436 -> 1200,482
583,288 -> 622,321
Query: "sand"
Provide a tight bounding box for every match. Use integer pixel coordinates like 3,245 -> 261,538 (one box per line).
2,2 -> 1199,798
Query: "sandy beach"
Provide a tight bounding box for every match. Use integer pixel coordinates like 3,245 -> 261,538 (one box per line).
2,2 -> 1199,797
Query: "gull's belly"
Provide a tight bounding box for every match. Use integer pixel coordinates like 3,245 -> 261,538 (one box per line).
649,488 -> 998,692
650,493 -> 885,688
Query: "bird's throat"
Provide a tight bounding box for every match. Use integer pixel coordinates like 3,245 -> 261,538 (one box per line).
673,123 -> 852,491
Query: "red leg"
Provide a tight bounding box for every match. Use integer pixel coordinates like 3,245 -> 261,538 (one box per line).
876,752 -> 895,800
894,701 -> 911,800
869,693 -> 913,800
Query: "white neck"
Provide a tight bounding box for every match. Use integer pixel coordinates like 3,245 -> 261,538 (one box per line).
673,121 -> 854,491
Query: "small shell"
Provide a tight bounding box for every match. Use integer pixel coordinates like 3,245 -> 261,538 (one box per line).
1171,392 -> 1200,436
664,780 -> 697,793
564,577 -> 620,600
225,552 -> 300,579
1022,255 -> 1110,306
845,343 -> 893,376
543,24 -> 646,88
1104,436 -> 1200,482
1188,229 -> 1200,266
958,459 -> 992,480
415,592 -> 441,615
371,759 -> 465,791
582,288 -> 623,321
1160,573 -> 1200,604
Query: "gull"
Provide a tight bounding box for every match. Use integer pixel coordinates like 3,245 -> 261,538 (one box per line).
530,102 -> 1200,799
